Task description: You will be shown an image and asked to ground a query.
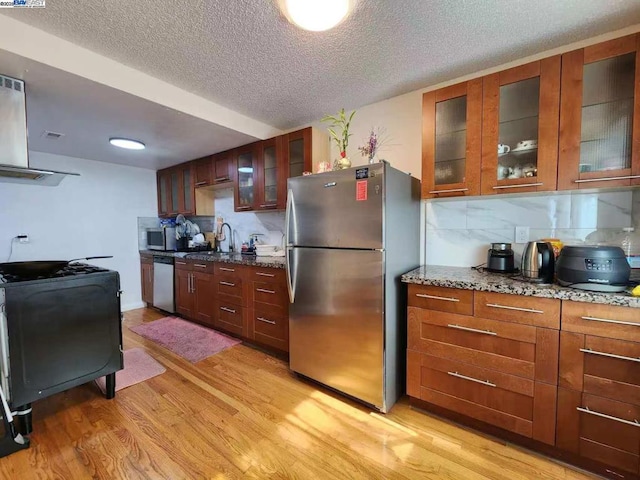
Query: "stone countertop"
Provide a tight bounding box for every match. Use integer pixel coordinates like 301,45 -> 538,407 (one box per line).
139,250 -> 286,269
402,265 -> 640,308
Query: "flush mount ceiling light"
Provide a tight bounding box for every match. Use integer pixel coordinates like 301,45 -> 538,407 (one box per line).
109,138 -> 146,150
279,0 -> 355,32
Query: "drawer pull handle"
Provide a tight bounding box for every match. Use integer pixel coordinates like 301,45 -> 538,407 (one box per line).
447,371 -> 496,388
219,267 -> 235,272
574,175 -> 640,183
194,264 -> 208,268
175,261 -> 187,265
416,293 -> 459,302
428,188 -> 468,194
486,303 -> 543,314
256,288 -> 275,294
447,324 -> 497,336
256,272 -> 275,277
220,281 -> 236,287
581,316 -> 639,327
220,306 -> 236,314
580,348 -> 640,363
577,407 -> 640,427
492,182 -> 543,190
257,316 -> 276,325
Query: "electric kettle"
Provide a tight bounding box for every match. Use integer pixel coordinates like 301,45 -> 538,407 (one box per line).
521,241 -> 555,284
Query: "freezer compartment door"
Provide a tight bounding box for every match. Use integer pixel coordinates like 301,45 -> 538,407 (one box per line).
287,165 -> 383,249
289,247 -> 384,409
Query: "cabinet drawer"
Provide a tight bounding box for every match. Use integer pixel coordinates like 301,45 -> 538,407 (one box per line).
140,255 -> 153,264
249,267 -> 285,284
189,260 -> 215,274
253,281 -> 288,307
216,275 -> 246,307
407,284 -> 473,315
252,308 -> 288,352
174,259 -> 191,271
562,301 -> 640,342
214,263 -> 243,276
474,291 -> 560,329
214,302 -> 245,337
560,332 -> 640,404
558,388 -> 640,475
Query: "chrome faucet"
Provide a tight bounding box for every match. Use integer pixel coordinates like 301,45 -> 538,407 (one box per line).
220,222 -> 233,253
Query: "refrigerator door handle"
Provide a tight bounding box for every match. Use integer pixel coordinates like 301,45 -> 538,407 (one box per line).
285,188 -> 296,303
286,246 -> 296,303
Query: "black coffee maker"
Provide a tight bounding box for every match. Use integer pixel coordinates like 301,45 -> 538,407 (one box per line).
486,243 -> 517,273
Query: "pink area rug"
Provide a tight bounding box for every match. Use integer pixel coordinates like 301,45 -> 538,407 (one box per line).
95,347 -> 166,394
130,316 -> 241,363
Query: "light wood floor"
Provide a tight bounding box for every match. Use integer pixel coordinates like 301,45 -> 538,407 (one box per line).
0,308 -> 595,479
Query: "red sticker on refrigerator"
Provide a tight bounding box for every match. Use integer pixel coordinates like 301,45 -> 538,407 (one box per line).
356,180 -> 367,201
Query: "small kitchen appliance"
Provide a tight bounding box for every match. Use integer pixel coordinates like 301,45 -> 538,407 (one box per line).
146,227 -> 177,251
521,241 -> 555,284
486,243 -> 516,273
556,245 -> 630,292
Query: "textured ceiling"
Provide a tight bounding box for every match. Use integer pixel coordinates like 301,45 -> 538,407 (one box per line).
4,0 -> 640,130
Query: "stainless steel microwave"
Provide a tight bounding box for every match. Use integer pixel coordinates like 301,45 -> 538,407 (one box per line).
146,227 -> 177,251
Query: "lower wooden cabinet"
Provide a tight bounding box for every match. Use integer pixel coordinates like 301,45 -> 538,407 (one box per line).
175,267 -> 194,318
140,256 -> 153,305
193,271 -> 215,325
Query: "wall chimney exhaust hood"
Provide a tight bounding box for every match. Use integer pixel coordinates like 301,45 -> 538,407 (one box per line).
0,74 -> 78,186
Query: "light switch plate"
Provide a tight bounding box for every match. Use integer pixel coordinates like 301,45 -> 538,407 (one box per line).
515,226 -> 530,244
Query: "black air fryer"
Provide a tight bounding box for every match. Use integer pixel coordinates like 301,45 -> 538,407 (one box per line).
556,245 -> 630,292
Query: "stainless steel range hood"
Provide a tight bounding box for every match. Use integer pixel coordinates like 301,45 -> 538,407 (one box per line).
0,74 -> 79,186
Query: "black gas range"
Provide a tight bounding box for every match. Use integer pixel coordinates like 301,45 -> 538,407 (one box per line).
0,263 -> 123,439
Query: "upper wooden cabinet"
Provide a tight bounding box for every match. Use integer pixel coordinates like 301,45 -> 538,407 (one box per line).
194,156 -> 213,187
255,136 -> 282,211
422,79 -> 482,198
157,163 -> 195,217
559,34 -> 640,189
213,150 -> 233,184
233,142 -> 259,212
480,57 -> 561,195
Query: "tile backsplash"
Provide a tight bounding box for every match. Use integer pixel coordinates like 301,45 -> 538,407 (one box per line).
425,187 -> 640,267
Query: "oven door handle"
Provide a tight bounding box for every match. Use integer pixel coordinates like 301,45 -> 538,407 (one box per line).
0,308 -> 8,380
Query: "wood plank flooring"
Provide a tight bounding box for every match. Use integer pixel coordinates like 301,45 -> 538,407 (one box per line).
0,308 -> 596,479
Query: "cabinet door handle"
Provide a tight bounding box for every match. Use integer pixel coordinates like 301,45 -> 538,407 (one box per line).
574,175 -> 640,183
581,315 -> 639,327
220,281 -> 235,287
215,176 -> 230,182
219,267 -> 235,272
220,306 -> 236,314
486,303 -> 543,314
257,316 -> 276,325
447,371 -> 496,388
256,272 -> 275,277
195,181 -> 208,186
580,348 -> 640,363
191,273 -> 196,293
256,288 -> 275,294
259,203 -> 277,209
428,188 -> 468,194
194,264 -> 208,268
236,206 -> 252,211
577,407 -> 640,427
187,273 -> 192,293
492,182 -> 543,190
447,324 -> 497,336
416,293 -> 459,302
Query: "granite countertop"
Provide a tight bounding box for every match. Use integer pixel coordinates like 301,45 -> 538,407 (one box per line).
402,265 -> 640,308
139,250 -> 286,269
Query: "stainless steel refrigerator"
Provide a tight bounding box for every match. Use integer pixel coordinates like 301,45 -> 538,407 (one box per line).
285,163 -> 420,412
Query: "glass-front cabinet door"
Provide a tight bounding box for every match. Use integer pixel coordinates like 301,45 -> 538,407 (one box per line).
422,79 -> 482,198
256,137 -> 280,210
234,143 -> 257,211
480,57 -> 561,194
157,169 -> 171,217
282,128 -> 312,209
559,34 -> 640,189
179,164 -> 194,215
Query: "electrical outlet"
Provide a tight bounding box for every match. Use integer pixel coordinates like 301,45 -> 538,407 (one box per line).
515,226 -> 529,244
17,234 -> 29,244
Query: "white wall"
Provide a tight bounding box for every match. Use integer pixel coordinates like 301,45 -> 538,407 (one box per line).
0,152 -> 157,310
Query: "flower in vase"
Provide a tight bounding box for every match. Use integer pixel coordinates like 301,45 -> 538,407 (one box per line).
358,127 -> 389,163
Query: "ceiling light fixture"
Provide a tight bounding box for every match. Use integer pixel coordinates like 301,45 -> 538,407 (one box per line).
109,138 -> 146,150
279,0 -> 355,32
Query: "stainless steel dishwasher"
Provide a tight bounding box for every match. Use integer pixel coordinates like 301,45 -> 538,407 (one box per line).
152,256 -> 175,313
